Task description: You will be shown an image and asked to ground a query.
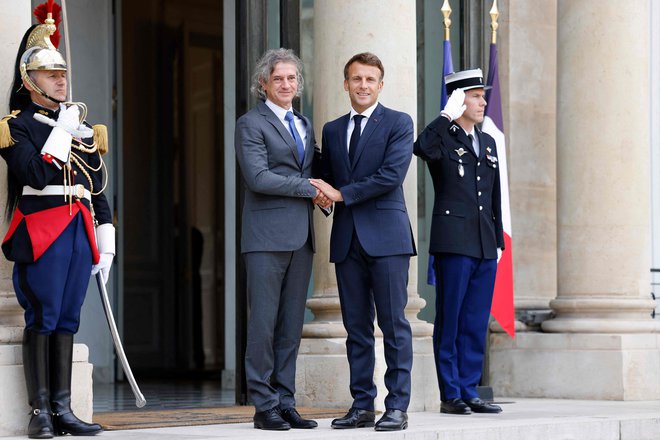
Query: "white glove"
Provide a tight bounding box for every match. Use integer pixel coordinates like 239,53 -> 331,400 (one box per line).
34,103 -> 93,139
497,248 -> 503,261
92,253 -> 113,284
92,224 -> 116,285
441,89 -> 466,121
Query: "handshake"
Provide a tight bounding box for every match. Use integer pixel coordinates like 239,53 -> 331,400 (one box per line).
310,178 -> 340,209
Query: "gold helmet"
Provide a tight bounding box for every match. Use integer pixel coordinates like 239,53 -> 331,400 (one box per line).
19,1 -> 67,101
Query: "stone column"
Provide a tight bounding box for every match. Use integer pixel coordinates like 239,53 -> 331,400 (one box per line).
296,0 -> 437,412
0,2 -> 94,435
490,0 -> 660,400
0,0 -> 27,346
0,3 -> 32,436
489,0 -> 558,335
545,0 -> 655,334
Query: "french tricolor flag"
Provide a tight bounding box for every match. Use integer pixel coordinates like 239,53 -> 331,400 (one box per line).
483,42 -> 515,338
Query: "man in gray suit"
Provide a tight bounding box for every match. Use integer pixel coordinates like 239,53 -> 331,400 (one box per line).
235,48 -> 327,431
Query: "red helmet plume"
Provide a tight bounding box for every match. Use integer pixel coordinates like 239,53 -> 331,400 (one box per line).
33,0 -> 62,49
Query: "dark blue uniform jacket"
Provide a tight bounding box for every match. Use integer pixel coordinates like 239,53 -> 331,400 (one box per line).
414,115 -> 504,259
0,102 -> 111,263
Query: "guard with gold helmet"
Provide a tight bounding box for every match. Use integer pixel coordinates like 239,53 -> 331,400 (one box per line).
0,1 -> 111,437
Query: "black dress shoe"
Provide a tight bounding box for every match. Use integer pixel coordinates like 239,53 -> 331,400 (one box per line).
374,409 -> 408,431
52,410 -> 103,436
441,398 -> 472,415
465,397 -> 502,413
253,407 -> 291,430
279,407 -> 318,429
331,407 -> 376,429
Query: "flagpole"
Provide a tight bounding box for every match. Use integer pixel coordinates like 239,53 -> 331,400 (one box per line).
483,0 -> 515,338
441,0 -> 452,41
427,0 -> 455,287
490,0 -> 499,44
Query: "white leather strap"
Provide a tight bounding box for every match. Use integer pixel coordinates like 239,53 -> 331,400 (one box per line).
22,185 -> 91,202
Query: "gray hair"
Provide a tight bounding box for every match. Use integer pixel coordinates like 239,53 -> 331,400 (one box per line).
250,48 -> 304,100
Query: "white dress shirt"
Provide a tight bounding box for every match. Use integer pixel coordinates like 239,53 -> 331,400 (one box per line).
464,127 -> 480,157
265,99 -> 307,146
346,102 -> 379,152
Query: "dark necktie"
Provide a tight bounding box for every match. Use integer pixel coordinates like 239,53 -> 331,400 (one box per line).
285,111 -> 305,165
468,133 -> 479,156
348,114 -> 365,164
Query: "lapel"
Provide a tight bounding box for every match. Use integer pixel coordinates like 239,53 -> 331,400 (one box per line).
352,103 -> 384,169
257,101 -> 299,164
294,107 -> 313,169
337,113 -> 351,171
451,122 -> 478,159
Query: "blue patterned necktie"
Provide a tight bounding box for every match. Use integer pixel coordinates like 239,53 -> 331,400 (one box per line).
285,111 -> 305,165
349,114 -> 365,164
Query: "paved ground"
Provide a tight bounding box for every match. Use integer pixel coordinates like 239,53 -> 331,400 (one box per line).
3,398 -> 660,439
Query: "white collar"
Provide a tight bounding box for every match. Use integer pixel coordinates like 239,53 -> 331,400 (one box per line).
349,102 -> 379,120
463,127 -> 476,139
265,99 -> 294,121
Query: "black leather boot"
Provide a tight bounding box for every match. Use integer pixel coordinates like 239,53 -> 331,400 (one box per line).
23,329 -> 54,439
49,332 -> 103,436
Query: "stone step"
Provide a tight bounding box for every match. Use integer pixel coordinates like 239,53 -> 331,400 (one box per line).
2,398 -> 659,439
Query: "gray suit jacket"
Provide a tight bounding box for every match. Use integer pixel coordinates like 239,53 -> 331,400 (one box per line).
235,100 -> 317,253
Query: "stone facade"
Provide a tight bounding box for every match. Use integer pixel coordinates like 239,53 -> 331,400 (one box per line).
1,0 -> 659,435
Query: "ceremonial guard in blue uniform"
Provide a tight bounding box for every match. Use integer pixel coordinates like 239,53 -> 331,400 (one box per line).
414,69 -> 504,415
0,3 -> 113,437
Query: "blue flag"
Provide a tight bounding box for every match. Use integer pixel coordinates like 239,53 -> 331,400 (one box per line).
427,39 -> 454,286
440,40 -> 454,109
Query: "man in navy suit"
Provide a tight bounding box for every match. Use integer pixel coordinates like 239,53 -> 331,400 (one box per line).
310,52 -> 415,432
414,69 -> 504,415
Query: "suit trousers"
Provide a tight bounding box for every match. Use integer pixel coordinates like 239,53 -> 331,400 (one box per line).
432,253 -> 497,401
13,213 -> 93,334
335,231 -> 412,412
244,240 -> 313,412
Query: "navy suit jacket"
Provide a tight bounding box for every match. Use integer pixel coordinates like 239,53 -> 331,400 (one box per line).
319,103 -> 416,263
